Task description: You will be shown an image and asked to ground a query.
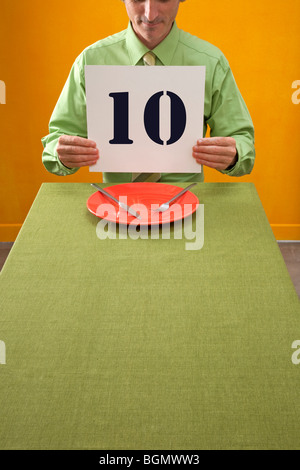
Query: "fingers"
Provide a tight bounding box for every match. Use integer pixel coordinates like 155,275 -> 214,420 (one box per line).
192,137 -> 237,170
196,136 -> 236,147
58,144 -> 99,156
56,135 -> 99,168
58,135 -> 97,147
58,151 -> 99,169
193,153 -> 232,169
59,156 -> 100,168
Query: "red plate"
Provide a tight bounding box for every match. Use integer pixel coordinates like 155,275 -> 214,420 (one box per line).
87,183 -> 199,226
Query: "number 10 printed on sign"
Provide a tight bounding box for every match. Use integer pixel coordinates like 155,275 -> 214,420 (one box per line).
85,65 -> 205,173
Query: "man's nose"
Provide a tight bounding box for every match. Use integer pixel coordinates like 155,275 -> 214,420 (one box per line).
144,0 -> 159,22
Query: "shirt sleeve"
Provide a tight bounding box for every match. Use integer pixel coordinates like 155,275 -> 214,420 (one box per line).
41,58 -> 87,176
207,59 -> 255,176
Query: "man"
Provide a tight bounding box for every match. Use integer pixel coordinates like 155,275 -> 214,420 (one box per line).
42,0 -> 255,182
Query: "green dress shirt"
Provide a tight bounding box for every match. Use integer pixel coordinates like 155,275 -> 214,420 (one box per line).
42,22 -> 255,182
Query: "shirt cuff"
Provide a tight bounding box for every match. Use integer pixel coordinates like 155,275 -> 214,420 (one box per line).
220,139 -> 241,176
57,158 -> 77,175
42,136 -> 79,176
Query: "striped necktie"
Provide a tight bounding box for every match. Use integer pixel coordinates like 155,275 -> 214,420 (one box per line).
131,52 -> 161,183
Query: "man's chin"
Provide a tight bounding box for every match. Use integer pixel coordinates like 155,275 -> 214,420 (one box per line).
134,22 -> 169,48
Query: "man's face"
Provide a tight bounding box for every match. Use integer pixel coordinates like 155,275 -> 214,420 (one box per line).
124,0 -> 181,49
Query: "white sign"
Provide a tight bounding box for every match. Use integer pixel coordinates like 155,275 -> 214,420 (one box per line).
85,65 -> 205,173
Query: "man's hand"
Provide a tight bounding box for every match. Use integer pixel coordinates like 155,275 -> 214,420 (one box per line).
56,135 -> 99,168
192,136 -> 237,170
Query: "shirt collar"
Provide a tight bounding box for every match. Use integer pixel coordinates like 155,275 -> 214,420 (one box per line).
126,21 -> 180,65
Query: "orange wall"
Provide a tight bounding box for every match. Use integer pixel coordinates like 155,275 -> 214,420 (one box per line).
0,0 -> 299,241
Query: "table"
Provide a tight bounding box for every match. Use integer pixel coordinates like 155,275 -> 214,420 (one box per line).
0,182 -> 299,450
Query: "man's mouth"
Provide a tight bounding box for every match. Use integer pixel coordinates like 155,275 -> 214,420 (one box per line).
140,18 -> 162,28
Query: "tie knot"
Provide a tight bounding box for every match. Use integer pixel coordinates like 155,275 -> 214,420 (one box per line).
143,51 -> 156,66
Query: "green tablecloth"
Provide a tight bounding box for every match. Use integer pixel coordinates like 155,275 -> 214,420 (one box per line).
0,182 -> 299,450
